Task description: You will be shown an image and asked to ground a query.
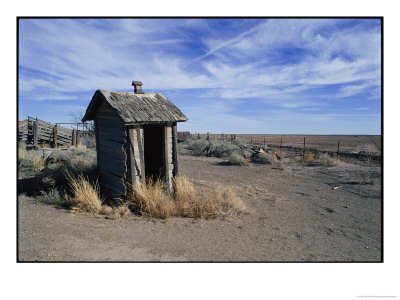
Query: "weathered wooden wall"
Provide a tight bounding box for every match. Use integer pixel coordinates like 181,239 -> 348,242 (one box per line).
95,101 -> 127,197
163,125 -> 174,189
127,126 -> 145,188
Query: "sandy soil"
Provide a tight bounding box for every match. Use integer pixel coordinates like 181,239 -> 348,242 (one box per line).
18,154 -> 381,262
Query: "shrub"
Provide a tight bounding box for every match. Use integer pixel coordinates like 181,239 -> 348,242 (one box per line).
183,139 -> 210,155
274,158 -> 290,170
257,152 -> 276,164
228,152 -> 248,166
303,153 -> 314,163
18,143 -> 45,173
359,171 -> 373,185
38,187 -> 62,204
208,142 -> 239,158
317,154 -> 338,167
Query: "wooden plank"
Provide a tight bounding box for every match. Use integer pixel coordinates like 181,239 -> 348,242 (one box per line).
136,128 -> 145,183
54,125 -> 58,147
163,125 -> 172,190
72,129 -> 77,146
127,128 -> 137,188
94,119 -> 101,168
98,131 -> 126,143
172,123 -> 178,176
33,120 -> 37,147
99,172 -> 126,196
98,138 -> 124,151
132,129 -> 142,178
98,157 -> 126,177
98,144 -> 125,157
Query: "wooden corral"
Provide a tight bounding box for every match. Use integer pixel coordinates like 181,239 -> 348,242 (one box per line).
82,82 -> 188,197
18,117 -> 79,146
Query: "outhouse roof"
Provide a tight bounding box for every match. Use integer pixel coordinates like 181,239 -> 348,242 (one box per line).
82,89 -> 188,124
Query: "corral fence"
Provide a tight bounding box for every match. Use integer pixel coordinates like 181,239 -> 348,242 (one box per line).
178,132 -> 382,162
18,116 -> 94,147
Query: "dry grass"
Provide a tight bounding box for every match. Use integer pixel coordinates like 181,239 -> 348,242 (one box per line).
64,171 -> 103,213
228,152 -> 248,166
258,152 -> 277,164
18,143 -> 45,172
65,171 -> 132,218
303,153 -> 315,163
317,153 -> 339,167
109,204 -> 131,219
128,176 -> 249,219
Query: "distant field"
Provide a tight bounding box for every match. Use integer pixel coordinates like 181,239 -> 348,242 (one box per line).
233,135 -> 381,155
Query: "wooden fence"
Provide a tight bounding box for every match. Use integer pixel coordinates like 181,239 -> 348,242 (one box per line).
18,116 -> 93,147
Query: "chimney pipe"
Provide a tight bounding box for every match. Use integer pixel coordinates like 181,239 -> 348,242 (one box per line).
132,81 -> 144,94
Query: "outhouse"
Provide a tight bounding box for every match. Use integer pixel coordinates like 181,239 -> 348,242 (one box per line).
82,81 -> 188,197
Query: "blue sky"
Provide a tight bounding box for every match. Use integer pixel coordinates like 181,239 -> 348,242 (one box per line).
18,18 -> 381,134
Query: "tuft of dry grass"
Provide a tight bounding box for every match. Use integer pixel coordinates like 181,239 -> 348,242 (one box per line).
109,204 -> 131,219
257,152 -> 277,164
228,152 -> 248,166
317,153 -> 338,167
64,171 -> 103,213
130,178 -> 175,218
18,143 -> 45,172
303,153 -> 315,164
127,176 -> 249,219
65,171 -> 132,218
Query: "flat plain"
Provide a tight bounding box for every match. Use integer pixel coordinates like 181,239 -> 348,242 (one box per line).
18,137 -> 382,261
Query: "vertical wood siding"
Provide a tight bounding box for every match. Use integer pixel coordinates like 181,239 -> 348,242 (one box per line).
95,101 -> 127,197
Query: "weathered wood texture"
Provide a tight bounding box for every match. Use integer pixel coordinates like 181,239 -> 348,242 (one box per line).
172,123 -> 178,176
163,125 -> 174,190
127,127 -> 145,189
18,116 -> 80,146
82,90 -> 188,124
95,101 -> 127,197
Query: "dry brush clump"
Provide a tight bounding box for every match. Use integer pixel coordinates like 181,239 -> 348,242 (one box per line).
258,152 -> 277,165
181,138 -> 240,158
317,153 -> 339,167
64,171 -> 103,213
228,152 -> 248,166
63,171 -> 131,218
303,153 -> 315,164
127,176 -> 249,219
18,142 -> 45,173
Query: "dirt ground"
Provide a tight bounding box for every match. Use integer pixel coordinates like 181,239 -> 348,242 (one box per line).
18,154 -> 382,262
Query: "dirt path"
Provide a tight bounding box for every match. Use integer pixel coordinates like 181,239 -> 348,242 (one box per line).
18,155 -> 381,261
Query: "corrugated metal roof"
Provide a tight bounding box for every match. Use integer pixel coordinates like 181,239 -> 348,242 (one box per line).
82,90 -> 188,124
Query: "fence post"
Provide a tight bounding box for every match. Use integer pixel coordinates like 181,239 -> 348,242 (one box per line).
280,137 -> 282,154
337,139 -> 340,159
53,125 -> 58,147
207,132 -> 210,141
303,137 -> 306,160
250,136 -> 252,144
264,136 -> 266,149
33,120 -> 37,147
72,129 -> 77,146
76,130 -> 80,146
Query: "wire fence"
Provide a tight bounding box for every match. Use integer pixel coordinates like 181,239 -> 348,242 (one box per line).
179,132 -> 382,158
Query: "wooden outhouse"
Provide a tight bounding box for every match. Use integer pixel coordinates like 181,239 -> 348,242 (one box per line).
82,81 -> 188,197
